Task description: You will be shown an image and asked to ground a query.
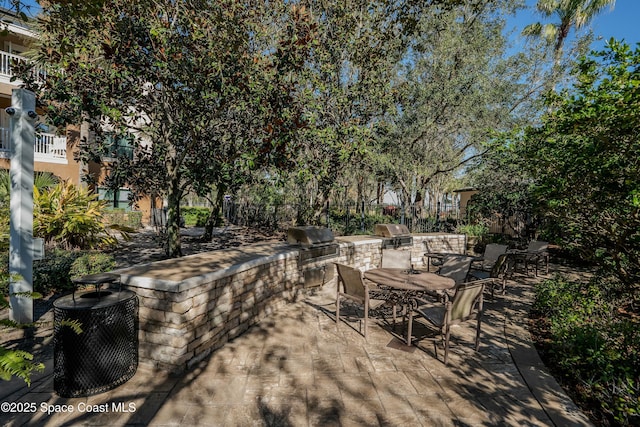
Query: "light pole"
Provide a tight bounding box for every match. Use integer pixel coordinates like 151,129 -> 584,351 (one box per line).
8,88 -> 37,324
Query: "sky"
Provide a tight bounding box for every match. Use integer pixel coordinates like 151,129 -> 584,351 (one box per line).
507,0 -> 640,53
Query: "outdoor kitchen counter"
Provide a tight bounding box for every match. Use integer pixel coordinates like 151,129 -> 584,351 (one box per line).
115,242 -> 298,292
335,235 -> 383,244
110,242 -> 302,372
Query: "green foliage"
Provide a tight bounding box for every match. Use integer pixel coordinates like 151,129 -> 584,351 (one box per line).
520,40 -> 640,286
34,181 -> 117,250
533,277 -> 640,425
27,0 -> 314,258
0,280 -> 44,386
181,207 -> 211,227
455,223 -> 489,238
468,138 -> 539,240
69,252 -> 116,281
31,249 -> 79,294
0,347 -> 44,386
329,209 -> 394,236
102,209 -> 142,230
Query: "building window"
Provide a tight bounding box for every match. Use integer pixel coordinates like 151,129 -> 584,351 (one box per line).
103,132 -> 134,159
98,187 -> 132,210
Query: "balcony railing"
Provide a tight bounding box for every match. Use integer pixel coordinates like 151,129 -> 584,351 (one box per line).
0,127 -> 67,163
0,50 -> 47,83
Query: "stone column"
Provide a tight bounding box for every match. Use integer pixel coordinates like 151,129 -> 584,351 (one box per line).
8,89 -> 36,324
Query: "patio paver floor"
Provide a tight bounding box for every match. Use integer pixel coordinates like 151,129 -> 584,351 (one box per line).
1,264 -> 594,426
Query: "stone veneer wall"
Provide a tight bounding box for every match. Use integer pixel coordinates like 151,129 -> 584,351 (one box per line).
114,233 -> 465,373
334,233 -> 467,272
116,249 -> 300,372
417,233 -> 467,256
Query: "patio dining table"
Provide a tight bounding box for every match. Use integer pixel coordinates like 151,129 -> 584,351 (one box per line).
364,268 -> 456,308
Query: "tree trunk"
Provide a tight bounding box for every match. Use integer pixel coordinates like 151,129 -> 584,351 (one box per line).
165,174 -> 183,258
203,183 -> 226,241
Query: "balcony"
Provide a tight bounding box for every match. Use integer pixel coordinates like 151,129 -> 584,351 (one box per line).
0,50 -> 46,85
0,128 -> 68,164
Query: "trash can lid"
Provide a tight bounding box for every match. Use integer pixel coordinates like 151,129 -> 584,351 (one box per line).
71,272 -> 120,286
53,289 -> 136,310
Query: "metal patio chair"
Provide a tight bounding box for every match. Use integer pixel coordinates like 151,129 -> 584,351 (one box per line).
406,280 -> 485,364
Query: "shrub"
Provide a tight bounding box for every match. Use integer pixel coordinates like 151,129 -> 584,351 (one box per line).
533,277 -> 640,425
455,223 -> 488,237
181,206 -> 211,227
32,249 -> 80,295
69,252 -> 116,280
34,181 -> 117,250
102,208 -> 143,230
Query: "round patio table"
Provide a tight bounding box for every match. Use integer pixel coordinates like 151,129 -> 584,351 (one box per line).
364,268 -> 455,307
364,268 -> 455,292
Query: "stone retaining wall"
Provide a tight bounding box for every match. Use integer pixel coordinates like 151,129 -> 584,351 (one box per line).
116,247 -> 300,372
114,233 -> 465,372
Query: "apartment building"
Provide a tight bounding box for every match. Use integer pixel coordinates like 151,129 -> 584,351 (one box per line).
0,7 -> 154,224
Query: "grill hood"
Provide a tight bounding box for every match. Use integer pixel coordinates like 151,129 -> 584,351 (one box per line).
374,223 -> 410,237
287,226 -> 335,247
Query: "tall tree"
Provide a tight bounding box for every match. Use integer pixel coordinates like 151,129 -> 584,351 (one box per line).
380,0 -> 532,207
23,0 -> 310,257
522,0 -> 616,67
286,0 -> 418,223
519,40 -> 640,286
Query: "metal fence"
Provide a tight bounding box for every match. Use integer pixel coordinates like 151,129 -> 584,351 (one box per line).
222,200 -> 463,235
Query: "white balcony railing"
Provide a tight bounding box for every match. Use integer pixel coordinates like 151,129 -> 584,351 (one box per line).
0,50 -> 47,83
0,127 -> 67,163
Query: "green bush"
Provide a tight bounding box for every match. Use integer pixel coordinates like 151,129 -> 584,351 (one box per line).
32,250 -> 117,295
533,277 -> 640,425
455,223 -> 488,237
181,206 -> 211,227
103,208 -> 142,229
32,249 -> 80,295
34,181 -> 117,249
69,252 -> 116,280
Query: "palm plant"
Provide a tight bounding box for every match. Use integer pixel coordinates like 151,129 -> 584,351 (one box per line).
33,181 -> 118,250
522,0 -> 616,66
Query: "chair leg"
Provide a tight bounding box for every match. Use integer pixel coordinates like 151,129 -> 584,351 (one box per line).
336,295 -> 340,329
443,325 -> 451,365
392,304 -> 397,327
545,254 -> 549,275
475,315 -> 482,351
363,299 -> 369,340
406,311 -> 413,346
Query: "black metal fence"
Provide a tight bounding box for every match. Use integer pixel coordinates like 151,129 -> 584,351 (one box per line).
222,200 -> 462,235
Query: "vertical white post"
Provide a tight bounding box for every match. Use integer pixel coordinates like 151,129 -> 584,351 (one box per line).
9,88 -> 36,324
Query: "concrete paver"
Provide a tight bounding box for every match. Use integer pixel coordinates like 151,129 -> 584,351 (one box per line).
1,265 -> 594,426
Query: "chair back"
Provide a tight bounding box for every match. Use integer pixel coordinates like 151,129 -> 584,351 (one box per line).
335,263 -> 366,299
449,281 -> 484,323
483,244 -> 508,264
527,240 -> 548,253
381,249 -> 411,269
438,255 -> 473,284
489,253 -> 514,278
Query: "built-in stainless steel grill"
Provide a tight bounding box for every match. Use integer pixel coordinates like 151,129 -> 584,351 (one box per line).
374,223 -> 413,249
287,226 -> 339,288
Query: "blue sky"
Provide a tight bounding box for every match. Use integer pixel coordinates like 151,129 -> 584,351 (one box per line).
9,0 -> 639,54
507,0 -> 640,52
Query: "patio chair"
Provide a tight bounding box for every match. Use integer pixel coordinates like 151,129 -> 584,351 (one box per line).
468,253 -> 516,297
471,243 -> 508,272
511,240 -> 549,276
437,254 -> 474,285
335,263 -> 387,340
380,249 -> 411,326
381,249 -> 411,270
406,280 -> 485,365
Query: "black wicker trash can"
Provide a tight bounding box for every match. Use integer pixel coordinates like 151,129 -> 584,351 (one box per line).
53,285 -> 138,397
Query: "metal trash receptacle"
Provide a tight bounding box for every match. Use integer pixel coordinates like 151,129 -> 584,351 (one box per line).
53,274 -> 138,397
